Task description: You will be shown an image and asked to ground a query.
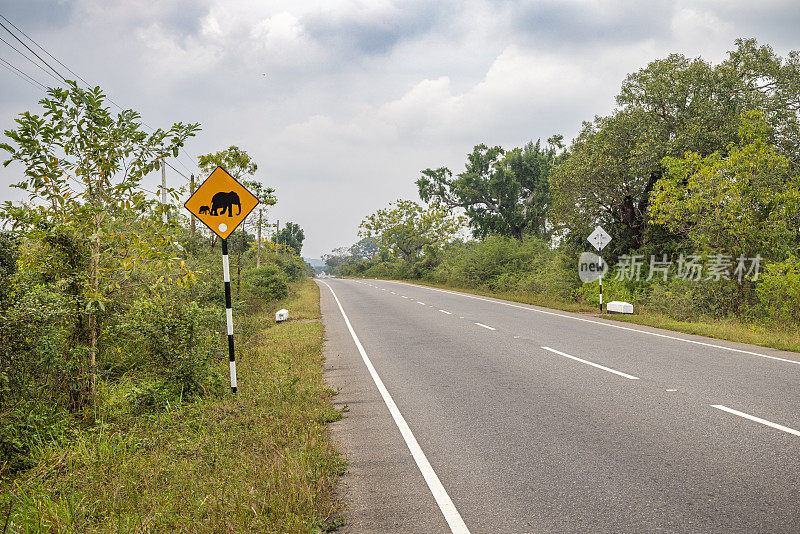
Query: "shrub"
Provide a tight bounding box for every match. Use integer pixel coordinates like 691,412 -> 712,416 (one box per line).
119,293 -> 222,407
265,254 -> 312,282
0,283 -> 81,472
756,256 -> 800,324
242,265 -> 289,305
645,279 -> 703,320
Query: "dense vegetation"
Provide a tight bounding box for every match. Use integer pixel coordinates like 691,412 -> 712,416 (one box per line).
327,39 -> 800,336
0,83 -> 333,530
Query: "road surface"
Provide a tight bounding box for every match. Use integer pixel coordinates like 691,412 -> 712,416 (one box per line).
318,278 -> 800,533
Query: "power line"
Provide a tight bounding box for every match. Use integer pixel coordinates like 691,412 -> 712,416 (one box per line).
165,161 -> 190,181
2,14 -> 160,134
0,13 -> 201,185
0,13 -> 89,86
0,56 -> 47,91
172,153 -> 196,174
0,18 -> 66,83
0,34 -> 61,86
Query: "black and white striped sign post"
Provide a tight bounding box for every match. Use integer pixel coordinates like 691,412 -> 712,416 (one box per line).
184,166 -> 260,395
222,238 -> 237,393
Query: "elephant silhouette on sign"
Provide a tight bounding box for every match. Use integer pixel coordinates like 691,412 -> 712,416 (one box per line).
198,205 -> 210,214
210,191 -> 241,217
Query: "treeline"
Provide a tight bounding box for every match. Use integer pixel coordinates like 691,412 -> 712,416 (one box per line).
327,39 -> 800,325
0,83 -> 311,474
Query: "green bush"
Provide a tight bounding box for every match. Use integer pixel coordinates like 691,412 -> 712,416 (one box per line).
0,231 -> 18,306
0,283 -> 82,473
644,279 -> 703,320
242,265 -> 289,305
119,293 -> 222,407
265,254 -> 313,281
756,256 -> 800,324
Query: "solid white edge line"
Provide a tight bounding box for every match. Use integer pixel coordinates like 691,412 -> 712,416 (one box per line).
386,281 -> 800,366
474,322 -> 496,331
711,404 -> 800,437
319,281 -> 470,533
541,346 -> 640,380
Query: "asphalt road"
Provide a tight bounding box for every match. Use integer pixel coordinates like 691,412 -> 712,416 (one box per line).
318,278 -> 800,533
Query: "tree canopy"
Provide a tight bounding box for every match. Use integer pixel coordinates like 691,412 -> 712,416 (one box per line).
360,200 -> 464,263
418,139 -> 563,240
198,145 -> 258,179
550,38 -> 800,251
273,221 -> 305,255
651,111 -> 800,261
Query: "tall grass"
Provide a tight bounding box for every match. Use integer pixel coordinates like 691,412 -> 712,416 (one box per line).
2,279 -> 345,533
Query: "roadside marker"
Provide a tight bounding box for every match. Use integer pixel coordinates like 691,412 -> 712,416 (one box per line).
185,167 -> 259,393
222,239 -> 237,393
588,225 -> 611,314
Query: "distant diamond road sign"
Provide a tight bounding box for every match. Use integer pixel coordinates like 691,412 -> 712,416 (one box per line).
588,225 -> 612,251
184,166 -> 259,240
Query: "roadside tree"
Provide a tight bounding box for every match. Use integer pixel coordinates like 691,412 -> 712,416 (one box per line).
418,139 -> 562,240
273,221 -> 305,255
0,81 -> 199,402
359,199 -> 464,263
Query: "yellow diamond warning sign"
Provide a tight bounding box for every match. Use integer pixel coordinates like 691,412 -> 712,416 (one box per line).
184,167 -> 259,239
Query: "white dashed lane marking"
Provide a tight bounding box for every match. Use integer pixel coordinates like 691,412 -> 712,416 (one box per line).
540,346 -> 640,380
712,405 -> 800,437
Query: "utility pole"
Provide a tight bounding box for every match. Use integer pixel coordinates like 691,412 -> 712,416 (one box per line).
276,219 -> 280,256
190,174 -> 196,235
160,143 -> 167,221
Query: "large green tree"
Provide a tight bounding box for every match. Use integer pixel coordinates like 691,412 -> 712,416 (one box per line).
418,139 -> 562,240
273,221 -> 305,255
651,111 -> 800,261
551,39 -> 800,251
550,108 -> 664,249
360,200 -> 464,263
1,81 -> 199,400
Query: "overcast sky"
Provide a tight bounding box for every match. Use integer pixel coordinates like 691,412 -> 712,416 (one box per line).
1,0 -> 798,257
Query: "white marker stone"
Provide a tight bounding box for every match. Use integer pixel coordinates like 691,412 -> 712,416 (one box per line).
218,223 -> 228,232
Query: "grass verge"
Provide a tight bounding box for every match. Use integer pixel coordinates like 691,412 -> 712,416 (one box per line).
379,278 -> 800,354
1,278 -> 345,533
